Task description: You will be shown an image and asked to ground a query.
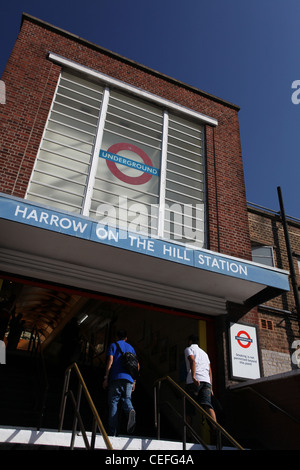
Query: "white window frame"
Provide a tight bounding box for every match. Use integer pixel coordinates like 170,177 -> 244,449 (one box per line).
48,53 -> 218,127
252,245 -> 275,267
82,86 -> 110,215
40,53 -> 218,245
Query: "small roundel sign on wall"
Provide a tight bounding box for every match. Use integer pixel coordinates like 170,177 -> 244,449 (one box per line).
229,323 -> 261,380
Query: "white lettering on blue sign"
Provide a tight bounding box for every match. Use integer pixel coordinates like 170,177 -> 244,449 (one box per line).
129,234 -> 155,252
163,244 -> 192,262
91,224 -> 194,267
96,226 -> 119,242
14,204 -> 89,236
197,253 -> 248,276
99,150 -> 159,176
0,195 -> 290,292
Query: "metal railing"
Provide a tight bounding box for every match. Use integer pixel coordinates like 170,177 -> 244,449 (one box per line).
58,362 -> 113,450
154,376 -> 244,451
236,386 -> 300,426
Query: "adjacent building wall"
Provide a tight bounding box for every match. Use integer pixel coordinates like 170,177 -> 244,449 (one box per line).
247,205 -> 300,376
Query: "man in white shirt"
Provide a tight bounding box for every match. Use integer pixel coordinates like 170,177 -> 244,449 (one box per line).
184,334 -> 217,423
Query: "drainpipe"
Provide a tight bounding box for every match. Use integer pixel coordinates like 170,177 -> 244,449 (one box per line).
277,186 -> 300,316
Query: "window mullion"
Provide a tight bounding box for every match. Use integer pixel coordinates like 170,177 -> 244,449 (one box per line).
157,110 -> 168,238
82,86 -> 110,216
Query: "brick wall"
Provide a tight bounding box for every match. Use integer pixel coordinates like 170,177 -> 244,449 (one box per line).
0,14 -> 251,261
248,206 -> 300,310
247,206 -> 300,375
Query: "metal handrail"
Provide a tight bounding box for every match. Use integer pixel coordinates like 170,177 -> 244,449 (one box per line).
58,362 -> 113,450
236,386 -> 300,426
154,376 -> 244,451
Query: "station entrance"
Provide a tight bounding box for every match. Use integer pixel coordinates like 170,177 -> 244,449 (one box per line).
0,274 -> 216,439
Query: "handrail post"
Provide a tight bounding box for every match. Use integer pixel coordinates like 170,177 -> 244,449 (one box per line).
182,396 -> 186,451
91,416 -> 97,450
59,363 -> 113,450
155,381 -> 161,440
71,382 -> 83,450
58,367 -> 71,431
154,384 -> 157,435
154,375 -> 244,451
216,428 -> 222,450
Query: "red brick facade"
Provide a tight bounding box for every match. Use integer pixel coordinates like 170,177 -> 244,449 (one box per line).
0,14 -> 251,261
247,205 -> 300,376
2,16 -> 300,449
2,14 -> 298,382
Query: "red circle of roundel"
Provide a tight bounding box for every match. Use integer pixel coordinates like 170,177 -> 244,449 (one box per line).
106,143 -> 154,186
237,330 -> 251,349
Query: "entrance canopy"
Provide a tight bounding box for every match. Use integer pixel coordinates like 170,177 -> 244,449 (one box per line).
0,194 -> 290,316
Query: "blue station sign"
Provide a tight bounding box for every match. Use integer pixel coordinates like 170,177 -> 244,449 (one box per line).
0,194 -> 290,293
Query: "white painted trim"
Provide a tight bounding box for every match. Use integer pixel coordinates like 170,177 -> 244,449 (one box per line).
48,52 -> 218,127
157,110 -> 169,237
82,86 -> 110,216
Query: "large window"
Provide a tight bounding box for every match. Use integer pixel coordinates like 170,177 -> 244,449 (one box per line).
26,71 -> 104,213
165,114 -> 204,244
90,90 -> 163,236
26,67 -> 207,248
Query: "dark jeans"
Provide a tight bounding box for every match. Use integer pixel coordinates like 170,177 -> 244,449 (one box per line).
107,379 -> 134,435
186,382 -> 214,415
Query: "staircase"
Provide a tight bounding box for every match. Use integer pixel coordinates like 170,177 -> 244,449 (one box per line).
0,425 -> 210,450
0,351 -> 243,451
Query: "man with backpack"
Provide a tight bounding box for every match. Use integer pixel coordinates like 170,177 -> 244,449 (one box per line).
103,329 -> 139,436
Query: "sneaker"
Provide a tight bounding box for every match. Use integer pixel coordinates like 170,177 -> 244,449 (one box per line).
127,409 -> 136,434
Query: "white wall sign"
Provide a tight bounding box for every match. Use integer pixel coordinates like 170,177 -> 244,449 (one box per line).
229,322 -> 261,380
0,340 -> 6,364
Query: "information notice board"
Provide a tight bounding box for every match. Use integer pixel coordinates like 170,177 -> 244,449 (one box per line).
229,322 -> 261,380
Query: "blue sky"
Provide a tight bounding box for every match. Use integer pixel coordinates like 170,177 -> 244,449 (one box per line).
1,0 -> 300,218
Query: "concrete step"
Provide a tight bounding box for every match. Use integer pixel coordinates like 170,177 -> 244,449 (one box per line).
0,425 -> 208,450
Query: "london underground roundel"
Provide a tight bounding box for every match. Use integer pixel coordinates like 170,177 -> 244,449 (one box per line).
235,330 -> 253,349
106,143 -> 155,186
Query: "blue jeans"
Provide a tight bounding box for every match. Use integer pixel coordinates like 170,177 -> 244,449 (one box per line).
107,379 -> 134,435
